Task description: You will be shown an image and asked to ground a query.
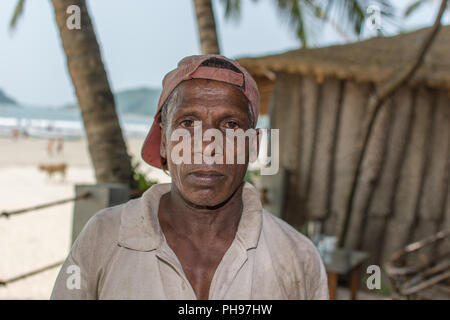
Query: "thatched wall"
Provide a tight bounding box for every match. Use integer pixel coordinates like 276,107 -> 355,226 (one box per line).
269,72 -> 450,265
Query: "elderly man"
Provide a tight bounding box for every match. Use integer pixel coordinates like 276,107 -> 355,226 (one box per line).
51,55 -> 328,300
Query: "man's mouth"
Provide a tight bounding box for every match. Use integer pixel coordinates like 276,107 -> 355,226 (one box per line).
188,170 -> 225,185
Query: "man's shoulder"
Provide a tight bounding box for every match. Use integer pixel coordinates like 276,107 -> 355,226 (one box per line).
260,210 -> 329,299
75,197 -> 141,249
91,201 -> 125,225
261,209 -> 321,262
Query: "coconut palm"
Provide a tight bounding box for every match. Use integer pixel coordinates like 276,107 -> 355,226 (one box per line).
404,0 -> 434,17
219,0 -> 396,47
10,0 -> 136,188
193,0 -> 221,54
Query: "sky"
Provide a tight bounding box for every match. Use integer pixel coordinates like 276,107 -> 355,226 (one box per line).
0,0 -> 449,107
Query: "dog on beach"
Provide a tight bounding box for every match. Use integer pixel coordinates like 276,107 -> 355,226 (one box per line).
38,163 -> 67,180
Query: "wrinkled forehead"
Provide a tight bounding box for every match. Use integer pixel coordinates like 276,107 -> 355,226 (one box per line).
178,78 -> 247,98
170,79 -> 250,112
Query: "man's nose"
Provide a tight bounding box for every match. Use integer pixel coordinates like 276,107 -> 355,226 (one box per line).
192,121 -> 224,159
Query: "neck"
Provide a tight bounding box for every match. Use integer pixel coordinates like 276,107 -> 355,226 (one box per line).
159,183 -> 244,241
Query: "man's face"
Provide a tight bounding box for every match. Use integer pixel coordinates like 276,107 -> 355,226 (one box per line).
161,79 -> 253,207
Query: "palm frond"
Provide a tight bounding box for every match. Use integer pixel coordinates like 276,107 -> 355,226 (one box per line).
303,0 -> 352,42
327,0 -> 366,35
312,0 -> 396,37
404,0 -> 428,17
218,0 -> 398,46
9,0 -> 26,30
220,0 -> 242,20
288,0 -> 308,47
276,0 -> 319,47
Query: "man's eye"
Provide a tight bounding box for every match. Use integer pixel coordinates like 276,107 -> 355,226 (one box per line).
224,121 -> 239,129
180,119 -> 194,128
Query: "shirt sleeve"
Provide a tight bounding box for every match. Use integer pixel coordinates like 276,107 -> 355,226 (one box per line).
309,253 -> 329,300
300,237 -> 329,300
50,250 -> 92,299
50,213 -> 102,300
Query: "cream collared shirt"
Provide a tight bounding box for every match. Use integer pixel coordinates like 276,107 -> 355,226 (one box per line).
51,182 -> 328,300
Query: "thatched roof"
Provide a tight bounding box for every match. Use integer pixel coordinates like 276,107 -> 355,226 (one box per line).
238,25 -> 450,89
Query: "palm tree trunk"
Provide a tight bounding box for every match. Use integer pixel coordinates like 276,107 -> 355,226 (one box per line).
193,0 -> 220,54
50,0 -> 135,187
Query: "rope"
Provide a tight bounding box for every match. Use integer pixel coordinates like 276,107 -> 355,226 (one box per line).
0,192 -> 91,218
0,260 -> 65,286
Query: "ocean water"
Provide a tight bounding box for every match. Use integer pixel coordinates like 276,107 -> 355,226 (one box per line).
0,104 -> 153,139
0,104 -> 270,139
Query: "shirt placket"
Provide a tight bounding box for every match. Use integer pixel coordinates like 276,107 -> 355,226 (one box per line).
208,238 -> 249,300
155,242 -> 198,299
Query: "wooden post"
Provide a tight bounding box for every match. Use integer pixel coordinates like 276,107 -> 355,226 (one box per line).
71,183 -> 129,245
350,265 -> 362,300
327,272 -> 339,300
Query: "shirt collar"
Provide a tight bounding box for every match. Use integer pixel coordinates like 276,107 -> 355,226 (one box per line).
118,182 -> 263,252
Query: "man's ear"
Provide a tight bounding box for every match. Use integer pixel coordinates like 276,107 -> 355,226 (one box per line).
160,123 -> 167,160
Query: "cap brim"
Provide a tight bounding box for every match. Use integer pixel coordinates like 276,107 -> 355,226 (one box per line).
141,112 -> 164,169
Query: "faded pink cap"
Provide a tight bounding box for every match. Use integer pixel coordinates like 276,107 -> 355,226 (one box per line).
141,54 -> 260,169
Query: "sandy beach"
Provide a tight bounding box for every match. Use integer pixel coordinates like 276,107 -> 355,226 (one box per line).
0,134 -> 266,299
0,136 -> 170,299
